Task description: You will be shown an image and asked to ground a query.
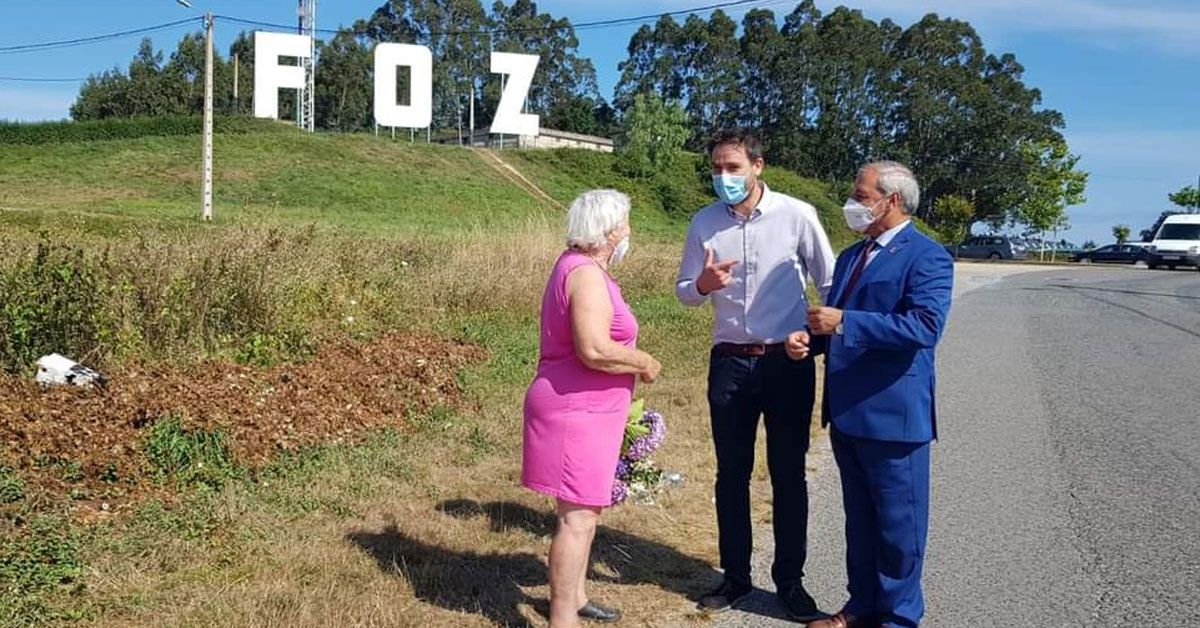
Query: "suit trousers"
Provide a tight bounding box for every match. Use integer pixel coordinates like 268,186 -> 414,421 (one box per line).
707,348 -> 815,590
830,426 -> 931,628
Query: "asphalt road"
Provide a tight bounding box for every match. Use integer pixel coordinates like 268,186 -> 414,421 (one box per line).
715,264 -> 1200,627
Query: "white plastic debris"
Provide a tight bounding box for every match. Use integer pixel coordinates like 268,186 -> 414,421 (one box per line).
35,353 -> 106,388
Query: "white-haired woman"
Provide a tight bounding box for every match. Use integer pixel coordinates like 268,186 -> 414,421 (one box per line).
522,189 -> 662,627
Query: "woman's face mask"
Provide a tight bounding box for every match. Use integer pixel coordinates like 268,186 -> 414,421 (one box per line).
608,223 -> 631,265
610,234 -> 631,264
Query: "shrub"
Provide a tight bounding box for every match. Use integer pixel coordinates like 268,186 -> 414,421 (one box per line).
0,243 -> 110,374
0,115 -> 293,146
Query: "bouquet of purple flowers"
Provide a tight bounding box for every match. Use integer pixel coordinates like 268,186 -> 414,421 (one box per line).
611,399 -> 667,505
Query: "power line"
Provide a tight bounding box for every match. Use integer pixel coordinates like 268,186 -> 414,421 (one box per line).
0,0 -> 782,83
0,17 -> 201,55
0,75 -> 87,83
214,0 -> 767,37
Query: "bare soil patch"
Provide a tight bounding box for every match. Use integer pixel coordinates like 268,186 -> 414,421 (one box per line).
1,333 -> 485,501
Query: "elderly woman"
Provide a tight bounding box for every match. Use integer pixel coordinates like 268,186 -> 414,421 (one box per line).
523,189 -> 662,627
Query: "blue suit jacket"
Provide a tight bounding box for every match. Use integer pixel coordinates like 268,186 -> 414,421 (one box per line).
821,223 -> 954,443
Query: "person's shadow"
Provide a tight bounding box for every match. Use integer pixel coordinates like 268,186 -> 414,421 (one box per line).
436,499 -> 716,596
442,500 -> 819,623
345,517 -> 546,626
345,499 -> 720,626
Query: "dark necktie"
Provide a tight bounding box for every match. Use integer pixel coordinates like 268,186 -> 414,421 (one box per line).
838,239 -> 876,307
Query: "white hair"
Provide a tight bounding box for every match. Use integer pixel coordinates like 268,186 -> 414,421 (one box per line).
861,161 -> 920,213
565,189 -> 630,251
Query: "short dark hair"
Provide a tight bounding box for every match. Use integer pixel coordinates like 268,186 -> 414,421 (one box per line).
708,128 -> 764,162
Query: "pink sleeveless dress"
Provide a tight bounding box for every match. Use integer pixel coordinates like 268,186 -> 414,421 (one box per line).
522,250 -> 639,507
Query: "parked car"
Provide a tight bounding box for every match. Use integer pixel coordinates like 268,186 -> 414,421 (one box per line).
1070,243 -> 1149,265
946,235 -> 1029,260
1025,239 -> 1081,259
1147,214 -> 1200,269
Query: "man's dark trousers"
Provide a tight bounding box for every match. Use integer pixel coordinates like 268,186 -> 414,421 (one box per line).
707,347 -> 815,591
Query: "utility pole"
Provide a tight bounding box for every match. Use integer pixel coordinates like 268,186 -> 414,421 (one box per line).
297,0 -> 316,132
232,52 -> 239,114
202,12 -> 214,221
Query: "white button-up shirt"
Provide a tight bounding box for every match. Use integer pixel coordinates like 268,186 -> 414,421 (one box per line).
675,184 -> 836,345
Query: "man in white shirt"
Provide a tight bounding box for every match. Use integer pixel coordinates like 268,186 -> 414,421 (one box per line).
675,128 -> 835,620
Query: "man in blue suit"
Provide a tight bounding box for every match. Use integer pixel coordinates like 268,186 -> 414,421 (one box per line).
788,161 -> 953,628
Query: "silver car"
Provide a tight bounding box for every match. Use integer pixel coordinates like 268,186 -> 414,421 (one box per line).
946,235 -> 1029,260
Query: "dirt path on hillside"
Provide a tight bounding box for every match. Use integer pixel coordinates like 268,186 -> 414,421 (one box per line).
473,149 -> 563,209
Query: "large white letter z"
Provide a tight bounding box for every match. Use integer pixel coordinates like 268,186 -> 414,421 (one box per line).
490,52 -> 539,136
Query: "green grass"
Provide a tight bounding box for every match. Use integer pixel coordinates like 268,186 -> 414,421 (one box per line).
1,132 -> 557,234
143,414 -> 240,491
0,466 -> 24,504
0,515 -> 84,627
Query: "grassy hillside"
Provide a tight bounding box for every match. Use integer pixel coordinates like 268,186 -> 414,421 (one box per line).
0,120 -> 855,627
507,147 -> 856,248
1,120 -> 853,245
1,130 -> 558,234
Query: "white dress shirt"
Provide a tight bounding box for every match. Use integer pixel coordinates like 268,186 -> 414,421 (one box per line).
675,184 -> 837,345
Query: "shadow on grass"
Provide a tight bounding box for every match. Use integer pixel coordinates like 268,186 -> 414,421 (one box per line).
436,499 -> 715,597
345,499 -> 717,626
345,521 -> 544,627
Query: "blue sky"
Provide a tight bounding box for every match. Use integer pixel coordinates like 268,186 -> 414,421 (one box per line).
2,0 -> 1198,244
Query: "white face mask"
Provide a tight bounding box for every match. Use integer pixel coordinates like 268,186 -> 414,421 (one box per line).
610,235 -> 631,265
843,198 -> 882,233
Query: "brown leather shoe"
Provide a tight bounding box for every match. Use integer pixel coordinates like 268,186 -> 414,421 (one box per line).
806,611 -> 877,628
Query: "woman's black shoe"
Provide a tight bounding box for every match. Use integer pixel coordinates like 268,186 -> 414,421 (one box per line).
578,600 -> 622,623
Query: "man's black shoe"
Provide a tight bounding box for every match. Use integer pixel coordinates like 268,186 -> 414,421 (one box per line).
696,580 -> 753,612
779,582 -> 821,622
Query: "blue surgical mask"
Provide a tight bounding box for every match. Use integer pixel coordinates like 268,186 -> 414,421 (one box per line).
712,174 -> 750,205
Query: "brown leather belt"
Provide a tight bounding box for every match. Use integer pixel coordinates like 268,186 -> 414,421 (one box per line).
714,342 -> 786,357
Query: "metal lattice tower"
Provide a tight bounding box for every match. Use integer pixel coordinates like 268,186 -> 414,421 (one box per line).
297,0 -> 316,132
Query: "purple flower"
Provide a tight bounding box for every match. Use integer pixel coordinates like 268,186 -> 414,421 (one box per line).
625,410 -> 666,462
610,480 -> 629,506
615,458 -> 633,480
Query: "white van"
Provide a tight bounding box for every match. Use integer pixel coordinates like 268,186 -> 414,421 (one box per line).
1147,213 -> 1200,269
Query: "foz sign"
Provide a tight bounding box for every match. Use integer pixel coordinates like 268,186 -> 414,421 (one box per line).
253,32 -> 540,135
